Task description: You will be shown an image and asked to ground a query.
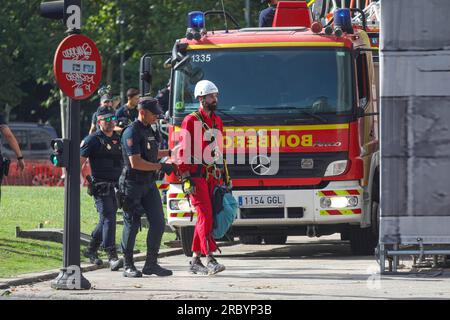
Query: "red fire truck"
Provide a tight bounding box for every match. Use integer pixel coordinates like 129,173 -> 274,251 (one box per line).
151,1 -> 379,256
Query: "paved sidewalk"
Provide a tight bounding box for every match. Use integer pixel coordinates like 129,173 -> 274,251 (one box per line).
2,236 -> 450,300
0,248 -> 183,290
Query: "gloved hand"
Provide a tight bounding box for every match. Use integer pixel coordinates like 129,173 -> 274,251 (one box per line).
160,163 -> 176,176
182,177 -> 196,196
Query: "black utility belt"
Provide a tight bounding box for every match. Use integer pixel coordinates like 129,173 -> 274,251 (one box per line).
1,157 -> 11,177
123,170 -> 155,183
89,179 -> 117,197
92,180 -> 117,188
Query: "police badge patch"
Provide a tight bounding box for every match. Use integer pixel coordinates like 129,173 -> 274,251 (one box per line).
127,138 -> 133,147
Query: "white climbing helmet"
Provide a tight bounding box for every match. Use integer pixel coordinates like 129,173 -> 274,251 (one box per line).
194,80 -> 219,98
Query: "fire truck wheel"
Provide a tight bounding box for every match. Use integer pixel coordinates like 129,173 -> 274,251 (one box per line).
239,235 -> 263,245
371,200 -> 380,238
179,226 -> 194,257
263,235 -> 288,245
349,224 -> 378,256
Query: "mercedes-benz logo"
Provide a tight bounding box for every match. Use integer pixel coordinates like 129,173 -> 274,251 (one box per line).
251,155 -> 272,175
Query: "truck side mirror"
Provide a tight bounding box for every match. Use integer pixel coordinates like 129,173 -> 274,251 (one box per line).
357,106 -> 379,118
140,54 -> 152,96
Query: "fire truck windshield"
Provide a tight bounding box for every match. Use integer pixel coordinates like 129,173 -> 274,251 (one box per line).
173,48 -> 354,124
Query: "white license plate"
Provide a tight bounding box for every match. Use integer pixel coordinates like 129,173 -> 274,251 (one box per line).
238,195 -> 285,208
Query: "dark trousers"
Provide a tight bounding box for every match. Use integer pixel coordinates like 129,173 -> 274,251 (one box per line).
120,181 -> 165,257
91,189 -> 118,249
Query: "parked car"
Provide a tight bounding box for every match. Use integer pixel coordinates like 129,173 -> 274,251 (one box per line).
1,122 -> 58,161
1,122 -> 62,186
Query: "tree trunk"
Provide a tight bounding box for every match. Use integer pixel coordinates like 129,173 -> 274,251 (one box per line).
4,103 -> 13,123
106,58 -> 114,87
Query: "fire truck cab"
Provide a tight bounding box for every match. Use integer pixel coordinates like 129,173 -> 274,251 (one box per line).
154,1 -> 380,256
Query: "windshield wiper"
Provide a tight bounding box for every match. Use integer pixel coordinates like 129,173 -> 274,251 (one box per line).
257,107 -> 328,123
298,110 -> 328,123
215,109 -> 251,127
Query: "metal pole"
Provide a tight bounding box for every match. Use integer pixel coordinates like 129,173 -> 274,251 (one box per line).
119,19 -> 125,103
52,98 -> 90,290
392,244 -> 399,272
245,0 -> 251,28
51,1 -> 90,289
118,0 -> 125,103
64,98 -> 80,267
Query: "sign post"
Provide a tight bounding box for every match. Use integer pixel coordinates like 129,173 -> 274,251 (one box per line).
41,0 -> 102,290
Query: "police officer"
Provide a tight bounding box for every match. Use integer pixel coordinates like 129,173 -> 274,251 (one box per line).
89,94 -> 115,134
119,96 -> 176,278
0,114 -> 25,202
155,82 -> 170,114
80,107 -> 123,271
259,0 -> 279,27
115,88 -> 140,131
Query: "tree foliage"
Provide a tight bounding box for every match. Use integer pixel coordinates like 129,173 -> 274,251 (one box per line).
0,0 -> 262,134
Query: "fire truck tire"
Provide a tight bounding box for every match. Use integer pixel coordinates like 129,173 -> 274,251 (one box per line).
263,235 -> 288,245
239,235 -> 263,245
371,200 -> 380,239
349,225 -> 378,256
340,230 -> 350,241
179,226 -> 194,257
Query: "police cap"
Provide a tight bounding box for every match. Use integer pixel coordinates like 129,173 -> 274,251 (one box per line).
138,96 -> 162,115
100,94 -> 113,103
97,106 -> 115,120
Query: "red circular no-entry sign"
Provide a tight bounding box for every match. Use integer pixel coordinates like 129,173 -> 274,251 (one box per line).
53,34 -> 102,101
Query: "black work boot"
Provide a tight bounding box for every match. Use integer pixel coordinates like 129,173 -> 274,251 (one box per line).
142,253 -> 173,277
206,255 -> 225,275
189,256 -> 209,275
84,239 -> 103,266
105,247 -> 124,271
123,255 -> 142,278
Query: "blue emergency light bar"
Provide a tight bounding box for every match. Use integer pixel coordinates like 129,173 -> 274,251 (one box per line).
334,9 -> 353,34
188,11 -> 205,29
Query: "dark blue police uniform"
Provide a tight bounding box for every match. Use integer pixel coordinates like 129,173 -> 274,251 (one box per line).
259,5 -> 276,27
81,107 -> 124,270
119,96 -> 173,278
116,104 -> 138,128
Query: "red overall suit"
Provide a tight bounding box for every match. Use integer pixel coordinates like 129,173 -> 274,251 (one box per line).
177,107 -> 223,255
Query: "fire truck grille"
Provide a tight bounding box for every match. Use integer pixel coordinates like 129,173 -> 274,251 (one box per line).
240,208 -> 285,219
226,152 -> 348,179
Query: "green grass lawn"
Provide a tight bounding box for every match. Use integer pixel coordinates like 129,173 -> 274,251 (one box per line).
0,186 -> 175,278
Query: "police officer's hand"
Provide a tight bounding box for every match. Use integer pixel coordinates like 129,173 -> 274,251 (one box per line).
160,163 -> 176,176
17,158 -> 25,172
182,177 -> 196,196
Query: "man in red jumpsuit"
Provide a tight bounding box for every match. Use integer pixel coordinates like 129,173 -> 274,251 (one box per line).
177,80 -> 226,275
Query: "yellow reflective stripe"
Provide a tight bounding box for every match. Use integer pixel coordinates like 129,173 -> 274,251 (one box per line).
172,213 -> 197,218
169,194 -> 186,199
320,210 -> 360,216
339,210 -> 357,215
318,190 -> 362,197
174,124 -> 349,132
225,124 -> 349,131
187,42 -> 346,50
